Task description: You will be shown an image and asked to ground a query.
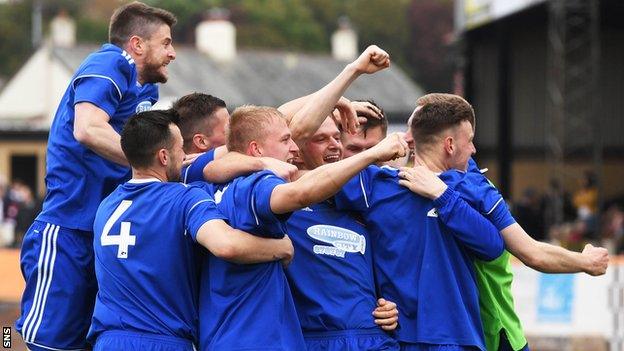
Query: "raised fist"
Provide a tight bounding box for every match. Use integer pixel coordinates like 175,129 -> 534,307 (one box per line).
369,132 -> 408,163
350,45 -> 390,75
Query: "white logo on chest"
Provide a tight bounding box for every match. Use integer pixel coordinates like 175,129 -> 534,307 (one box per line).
307,224 -> 366,258
427,208 -> 438,217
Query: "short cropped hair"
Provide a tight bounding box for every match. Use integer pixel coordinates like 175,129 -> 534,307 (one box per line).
109,2 -> 177,47
411,93 -> 475,148
121,109 -> 179,169
353,99 -> 388,138
227,105 -> 284,153
172,93 -> 227,150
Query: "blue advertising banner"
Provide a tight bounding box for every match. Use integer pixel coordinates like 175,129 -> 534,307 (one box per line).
537,273 -> 575,323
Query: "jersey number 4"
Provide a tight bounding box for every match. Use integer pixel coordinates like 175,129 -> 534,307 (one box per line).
101,200 -> 136,259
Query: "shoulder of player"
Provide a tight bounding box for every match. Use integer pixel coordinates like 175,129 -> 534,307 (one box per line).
76,45 -> 136,80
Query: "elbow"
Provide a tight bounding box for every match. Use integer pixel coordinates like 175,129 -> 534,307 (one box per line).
520,252 -> 547,271
73,126 -> 92,146
211,243 -> 241,262
289,125 -> 311,144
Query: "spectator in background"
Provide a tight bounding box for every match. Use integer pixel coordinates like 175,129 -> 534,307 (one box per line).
542,178 -> 575,232
513,188 -> 546,241
602,204 -> 624,253
573,171 -> 598,239
573,171 -> 598,219
13,184 -> 40,248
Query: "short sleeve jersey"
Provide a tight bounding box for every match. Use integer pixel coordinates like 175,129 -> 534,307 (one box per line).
285,200 -> 379,332
444,159 -> 526,351
37,44 -> 159,231
88,179 -> 226,345
335,165 -> 503,350
198,171 -> 306,351
181,149 -> 216,184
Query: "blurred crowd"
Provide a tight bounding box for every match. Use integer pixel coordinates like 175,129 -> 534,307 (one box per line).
512,171 -> 624,255
0,176 -> 41,248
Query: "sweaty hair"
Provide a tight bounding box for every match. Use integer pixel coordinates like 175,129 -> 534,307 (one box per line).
121,109 -> 179,169
227,105 -> 284,153
353,99 -> 388,138
109,2 -> 177,47
411,93 -> 475,150
172,93 -> 227,151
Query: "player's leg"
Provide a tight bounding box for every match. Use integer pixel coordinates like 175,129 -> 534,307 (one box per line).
16,221 -> 97,351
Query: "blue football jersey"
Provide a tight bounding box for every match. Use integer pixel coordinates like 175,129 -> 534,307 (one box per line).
37,44 -> 159,231
335,166 -> 504,350
442,159 -> 516,231
89,179 -> 226,345
285,200 -> 379,333
181,149 -> 216,184
198,171 -> 306,351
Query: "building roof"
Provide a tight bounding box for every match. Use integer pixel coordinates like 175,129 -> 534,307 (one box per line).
0,44 -> 423,131
53,45 -> 422,119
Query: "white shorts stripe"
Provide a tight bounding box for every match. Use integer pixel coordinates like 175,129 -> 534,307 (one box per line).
30,225 -> 59,342
26,224 -> 54,341
22,223 -> 51,341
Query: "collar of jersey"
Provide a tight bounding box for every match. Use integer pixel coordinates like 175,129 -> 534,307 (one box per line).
128,178 -> 162,184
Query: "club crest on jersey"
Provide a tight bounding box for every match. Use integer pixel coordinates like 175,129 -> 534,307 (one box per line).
135,100 -> 153,113
307,224 -> 366,258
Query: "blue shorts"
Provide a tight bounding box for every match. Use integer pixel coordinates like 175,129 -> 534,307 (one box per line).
304,328 -> 399,351
16,221 -> 97,351
93,331 -> 195,351
399,342 -> 481,351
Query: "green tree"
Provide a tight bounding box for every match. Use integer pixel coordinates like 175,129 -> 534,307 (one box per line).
0,1 -> 34,79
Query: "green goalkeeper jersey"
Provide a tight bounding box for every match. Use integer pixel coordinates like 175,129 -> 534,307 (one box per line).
475,250 -> 527,351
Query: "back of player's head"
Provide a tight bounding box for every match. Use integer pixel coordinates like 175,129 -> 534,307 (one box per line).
121,109 -> 180,169
172,93 -> 227,150
354,99 -> 388,138
109,2 -> 177,47
411,93 -> 475,150
226,105 -> 284,153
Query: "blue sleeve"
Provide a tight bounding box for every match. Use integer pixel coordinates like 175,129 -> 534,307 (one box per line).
251,174 -> 289,236
181,150 -> 216,184
73,77 -> 123,118
457,172 -> 516,231
434,188 -> 504,261
183,186 -> 227,242
72,57 -> 131,118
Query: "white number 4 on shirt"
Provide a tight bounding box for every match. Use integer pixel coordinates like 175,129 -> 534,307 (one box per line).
101,200 -> 136,259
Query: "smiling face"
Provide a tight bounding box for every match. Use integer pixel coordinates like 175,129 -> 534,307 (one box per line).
139,24 -> 176,84
256,117 -> 300,164
296,117 -> 343,169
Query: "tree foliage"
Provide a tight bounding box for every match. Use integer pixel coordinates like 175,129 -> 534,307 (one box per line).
0,0 -> 454,92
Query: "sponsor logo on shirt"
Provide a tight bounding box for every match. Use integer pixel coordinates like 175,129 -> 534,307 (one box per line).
307,224 -> 366,258
135,100 -> 153,113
